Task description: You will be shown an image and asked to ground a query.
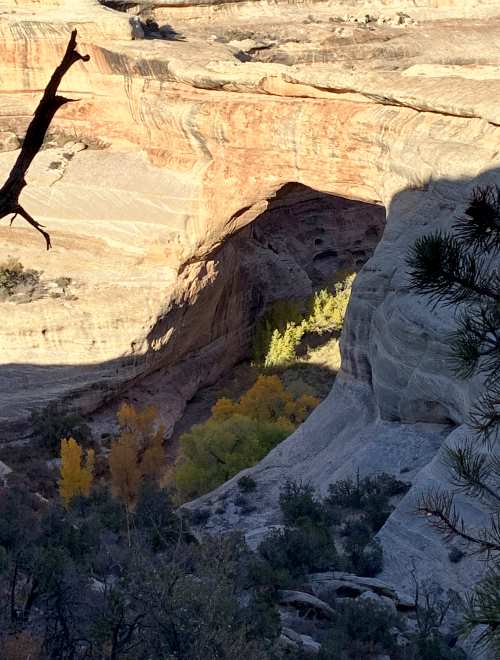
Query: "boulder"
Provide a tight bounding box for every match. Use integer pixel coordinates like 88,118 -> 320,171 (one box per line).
278,590 -> 335,620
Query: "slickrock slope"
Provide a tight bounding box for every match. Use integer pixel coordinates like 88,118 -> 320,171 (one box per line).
0,5 -> 500,650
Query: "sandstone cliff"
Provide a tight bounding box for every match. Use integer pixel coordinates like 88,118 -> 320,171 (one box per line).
1,3 -> 500,653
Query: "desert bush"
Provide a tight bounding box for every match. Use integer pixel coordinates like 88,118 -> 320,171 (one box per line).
448,547 -> 465,564
189,507 -> 211,526
279,480 -> 331,528
31,403 -> 93,456
238,475 -> 257,493
327,472 -> 409,510
271,479 -> 388,580
258,521 -> 339,581
318,600 -> 399,660
134,482 -> 189,551
0,256 -> 41,299
55,275 -> 72,290
326,472 -> 409,533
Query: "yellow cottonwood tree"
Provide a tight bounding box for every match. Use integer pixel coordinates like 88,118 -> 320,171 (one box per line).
175,375 -> 320,500
109,435 -> 141,508
58,437 -> 94,507
109,403 -> 165,506
238,374 -> 294,422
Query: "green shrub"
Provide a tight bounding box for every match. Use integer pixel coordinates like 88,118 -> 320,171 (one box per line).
279,480 -> 330,528
410,636 -> 466,660
271,478 -> 388,581
31,403 -> 93,456
55,276 -> 72,290
189,507 -> 211,526
238,475 -> 257,493
134,483 -> 186,551
318,600 -> 400,660
258,521 -> 338,581
448,547 -> 465,564
340,520 -> 383,576
326,472 -> 410,533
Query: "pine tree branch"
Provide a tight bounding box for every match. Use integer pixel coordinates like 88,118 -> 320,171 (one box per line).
417,489 -> 500,554
0,30 -> 90,249
452,306 -> 500,381
445,442 -> 500,507
468,387 -> 500,446
454,185 -> 500,255
407,232 -> 500,305
461,569 -> 500,653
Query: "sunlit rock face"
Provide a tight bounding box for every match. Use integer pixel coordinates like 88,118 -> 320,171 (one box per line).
1,0 -> 500,649
1,0 -> 500,434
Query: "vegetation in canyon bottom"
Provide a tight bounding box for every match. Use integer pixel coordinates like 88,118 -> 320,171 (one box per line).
0,258 -> 479,657
174,273 -> 354,501
0,256 -> 75,303
0,457 -> 462,659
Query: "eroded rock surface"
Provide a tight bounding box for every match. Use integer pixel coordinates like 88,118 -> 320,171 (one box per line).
2,0 -> 500,434
0,5 -> 499,652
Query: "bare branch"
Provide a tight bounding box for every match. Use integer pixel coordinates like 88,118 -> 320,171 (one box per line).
0,29 -> 90,249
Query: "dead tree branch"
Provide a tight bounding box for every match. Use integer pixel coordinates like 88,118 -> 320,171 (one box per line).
0,29 -> 90,249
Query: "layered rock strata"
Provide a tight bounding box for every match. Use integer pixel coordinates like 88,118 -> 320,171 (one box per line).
0,6 -> 500,651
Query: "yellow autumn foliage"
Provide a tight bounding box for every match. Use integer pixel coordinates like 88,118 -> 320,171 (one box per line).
58,437 -> 94,507
254,273 -> 355,368
175,375 -> 319,500
109,403 -> 165,507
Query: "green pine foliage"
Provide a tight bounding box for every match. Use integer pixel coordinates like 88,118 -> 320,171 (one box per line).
407,184 -> 500,655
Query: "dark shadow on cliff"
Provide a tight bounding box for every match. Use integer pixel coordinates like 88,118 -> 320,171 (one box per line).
0,183 -> 384,446
4,170 -> 499,446
98,1 -> 186,41
142,20 -> 186,41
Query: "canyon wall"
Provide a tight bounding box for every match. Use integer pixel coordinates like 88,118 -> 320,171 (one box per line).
2,0 -> 500,435
0,5 -> 499,650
